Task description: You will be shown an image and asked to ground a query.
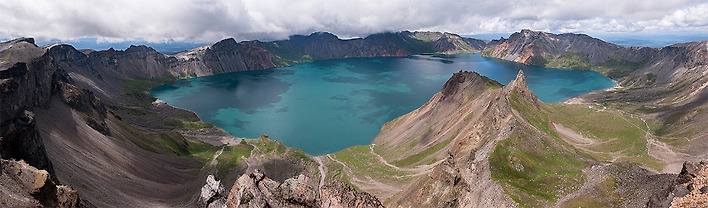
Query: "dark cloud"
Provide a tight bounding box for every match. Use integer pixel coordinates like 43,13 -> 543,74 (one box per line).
0,0 -> 705,43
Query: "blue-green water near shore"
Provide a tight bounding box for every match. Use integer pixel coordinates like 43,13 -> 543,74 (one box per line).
151,54 -> 615,155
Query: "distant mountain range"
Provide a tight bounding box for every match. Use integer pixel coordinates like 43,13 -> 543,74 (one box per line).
0,29 -> 706,207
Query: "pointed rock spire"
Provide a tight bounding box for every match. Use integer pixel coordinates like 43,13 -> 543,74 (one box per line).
504,69 -> 541,109
507,70 -> 529,91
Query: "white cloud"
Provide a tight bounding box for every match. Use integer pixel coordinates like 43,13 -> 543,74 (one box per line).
657,3 -> 708,28
0,0 -> 704,43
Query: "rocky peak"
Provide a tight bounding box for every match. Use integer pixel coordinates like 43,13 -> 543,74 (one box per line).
440,71 -> 488,100
503,70 -> 541,109
309,32 -> 338,39
507,69 -> 528,90
125,45 -> 158,54
2,37 -> 36,47
210,38 -> 238,51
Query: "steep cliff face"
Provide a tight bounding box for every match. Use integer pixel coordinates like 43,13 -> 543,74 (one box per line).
171,38 -> 276,77
0,39 -> 58,177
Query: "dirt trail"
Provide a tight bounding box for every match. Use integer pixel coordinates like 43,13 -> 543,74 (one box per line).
635,116 -> 690,173
368,144 -> 442,173
205,147 -> 224,169
313,156 -> 327,191
326,154 -> 402,200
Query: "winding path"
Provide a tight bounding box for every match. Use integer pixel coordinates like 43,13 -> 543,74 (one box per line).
368,144 -> 442,176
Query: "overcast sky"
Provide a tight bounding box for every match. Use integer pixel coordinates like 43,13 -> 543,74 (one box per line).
0,0 -> 706,43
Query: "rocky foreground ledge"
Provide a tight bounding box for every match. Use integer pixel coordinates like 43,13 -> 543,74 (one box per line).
648,161 -> 708,207
199,169 -> 383,208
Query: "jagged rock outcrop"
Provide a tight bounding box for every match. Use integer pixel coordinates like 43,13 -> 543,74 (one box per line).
0,159 -> 80,207
648,161 -> 708,207
225,169 -> 320,207
320,181 -> 384,208
199,175 -> 228,208
224,169 -> 382,208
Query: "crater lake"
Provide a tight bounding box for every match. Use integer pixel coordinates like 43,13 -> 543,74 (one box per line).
151,54 -> 615,155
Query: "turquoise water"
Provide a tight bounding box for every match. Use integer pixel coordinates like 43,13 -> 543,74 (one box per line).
151,54 -> 615,155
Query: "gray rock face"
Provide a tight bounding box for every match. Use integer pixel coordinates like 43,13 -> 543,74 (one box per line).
0,40 -> 58,176
199,175 -> 227,208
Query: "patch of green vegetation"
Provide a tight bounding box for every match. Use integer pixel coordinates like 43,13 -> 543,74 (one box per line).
545,104 -> 664,170
538,52 -> 644,79
283,147 -> 311,161
324,161 -> 358,191
593,57 -> 645,78
392,131 -> 457,167
545,52 -> 590,70
333,145 -> 410,184
481,75 -> 503,89
530,54 -> 549,66
655,109 -> 705,136
113,117 -> 219,167
400,38 -> 436,54
252,134 -> 287,155
509,91 -> 557,138
123,76 -> 176,94
489,130 -> 587,207
558,176 -> 621,208
216,141 -> 254,179
163,120 -> 214,131
121,76 -> 176,107
409,32 -> 442,42
380,117 -> 402,133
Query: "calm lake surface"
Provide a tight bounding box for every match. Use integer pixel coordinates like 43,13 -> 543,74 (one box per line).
151,54 -> 615,155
